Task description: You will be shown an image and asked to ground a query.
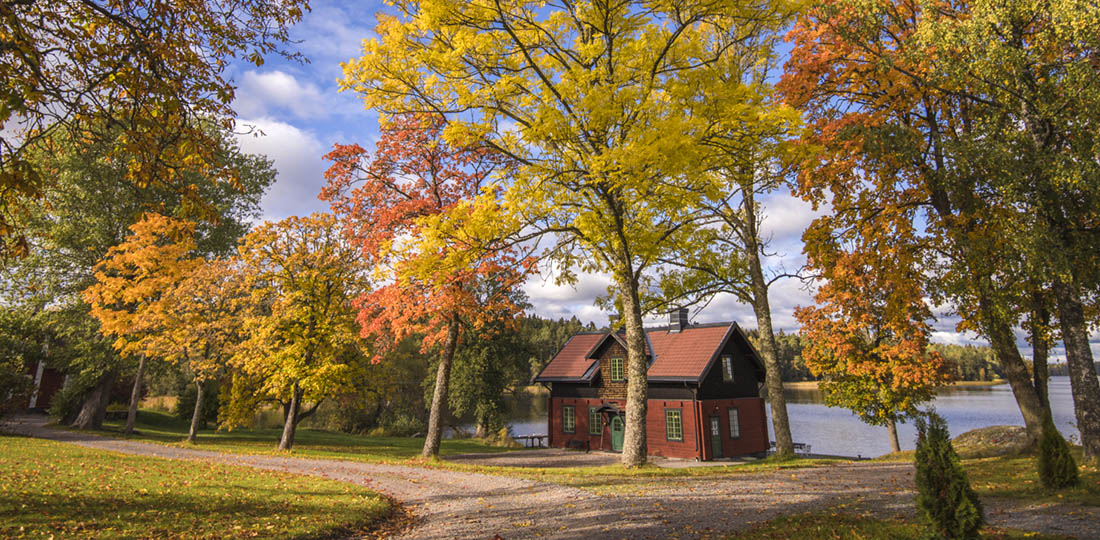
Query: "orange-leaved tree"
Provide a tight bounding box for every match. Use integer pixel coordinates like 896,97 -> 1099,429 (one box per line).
796,216 -> 952,453
322,114 -> 530,458
83,212 -> 199,435
155,257 -> 248,442
779,0 -> 1054,447
228,212 -> 368,451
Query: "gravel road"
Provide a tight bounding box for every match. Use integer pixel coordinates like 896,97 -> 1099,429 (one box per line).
3,415 -> 1095,540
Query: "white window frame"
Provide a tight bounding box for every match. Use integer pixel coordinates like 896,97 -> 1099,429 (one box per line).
563,405 -> 575,433
665,409 -> 683,442
609,357 -> 625,382
728,407 -> 741,439
722,355 -> 734,382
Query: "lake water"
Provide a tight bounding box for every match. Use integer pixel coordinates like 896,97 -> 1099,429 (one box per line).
492,376 -> 1080,458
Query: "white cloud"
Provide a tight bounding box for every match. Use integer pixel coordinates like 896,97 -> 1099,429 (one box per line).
759,192 -> 823,244
289,3 -> 379,67
234,70 -> 330,120
523,271 -> 614,324
235,117 -> 330,221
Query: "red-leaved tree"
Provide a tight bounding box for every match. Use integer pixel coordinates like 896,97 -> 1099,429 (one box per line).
321,114 -> 530,457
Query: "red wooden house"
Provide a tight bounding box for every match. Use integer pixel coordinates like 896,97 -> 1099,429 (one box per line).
533,310 -> 769,460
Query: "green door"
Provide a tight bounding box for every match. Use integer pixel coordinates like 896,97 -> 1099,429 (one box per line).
610,415 -> 624,452
709,416 -> 722,459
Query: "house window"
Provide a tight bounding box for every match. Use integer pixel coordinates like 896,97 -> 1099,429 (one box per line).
563,405 -> 575,433
589,406 -> 602,435
665,409 -> 683,441
609,357 -> 625,381
722,355 -> 734,382
728,407 -> 741,439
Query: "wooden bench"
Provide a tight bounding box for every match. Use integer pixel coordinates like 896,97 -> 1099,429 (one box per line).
770,441 -> 812,455
565,439 -> 590,453
104,410 -> 127,421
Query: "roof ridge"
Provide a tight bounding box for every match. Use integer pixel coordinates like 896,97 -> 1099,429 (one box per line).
644,321 -> 734,332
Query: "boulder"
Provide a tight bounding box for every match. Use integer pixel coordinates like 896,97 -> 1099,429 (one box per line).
952,425 -> 1032,458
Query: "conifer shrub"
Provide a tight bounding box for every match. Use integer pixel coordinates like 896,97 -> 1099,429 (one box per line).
174,382 -> 220,429
914,412 -> 984,539
1038,416 -> 1079,489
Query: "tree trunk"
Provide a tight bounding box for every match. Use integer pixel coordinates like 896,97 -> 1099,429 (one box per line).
422,318 -> 460,458
1053,279 -> 1100,461
279,381 -> 302,451
887,418 -> 901,454
742,185 -> 795,458
474,416 -> 489,439
71,372 -> 115,430
615,269 -> 649,468
124,354 -> 146,435
187,380 -> 204,443
1029,297 -> 1051,413
978,293 -> 1045,447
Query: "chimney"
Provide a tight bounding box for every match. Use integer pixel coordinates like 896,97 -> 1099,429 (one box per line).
669,308 -> 689,333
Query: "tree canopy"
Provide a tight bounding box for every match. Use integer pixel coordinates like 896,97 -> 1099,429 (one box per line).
779,0 -> 1100,452
227,212 -> 368,451
0,0 -> 307,257
341,0 -> 799,467
322,114 -> 529,457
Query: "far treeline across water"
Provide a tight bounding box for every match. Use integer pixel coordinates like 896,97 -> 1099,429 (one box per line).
130,317 -> 1022,440
747,330 -> 1014,384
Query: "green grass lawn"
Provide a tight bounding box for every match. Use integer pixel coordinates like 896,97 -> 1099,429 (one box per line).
97,409 -> 520,461
0,434 -> 392,540
877,447 -> 1100,506
724,512 -> 1074,540
453,455 -> 845,494
966,448 -> 1100,506
88,410 -> 842,487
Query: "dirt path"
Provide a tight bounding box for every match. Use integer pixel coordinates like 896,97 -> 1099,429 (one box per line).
2,415 -> 1094,540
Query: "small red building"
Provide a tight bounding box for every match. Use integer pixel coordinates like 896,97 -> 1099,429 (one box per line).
25,359 -> 65,411
533,310 -> 769,460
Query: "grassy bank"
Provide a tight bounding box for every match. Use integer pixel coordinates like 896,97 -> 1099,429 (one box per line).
724,512 -> 1072,540
0,435 -> 392,540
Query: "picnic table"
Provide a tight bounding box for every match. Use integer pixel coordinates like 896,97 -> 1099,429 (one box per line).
513,434 -> 547,448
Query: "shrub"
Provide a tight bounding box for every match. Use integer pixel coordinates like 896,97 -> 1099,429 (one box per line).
1038,416 -> 1079,489
492,426 -> 520,448
366,414 -> 425,437
0,360 -> 33,418
175,382 -> 219,429
47,382 -> 87,424
914,411 -> 984,539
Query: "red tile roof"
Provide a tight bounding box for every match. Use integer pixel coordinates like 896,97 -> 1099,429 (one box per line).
532,333 -> 603,380
533,323 -> 737,382
647,324 -> 733,379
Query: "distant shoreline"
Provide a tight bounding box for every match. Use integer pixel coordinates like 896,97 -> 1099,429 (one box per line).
782,379 -> 1008,391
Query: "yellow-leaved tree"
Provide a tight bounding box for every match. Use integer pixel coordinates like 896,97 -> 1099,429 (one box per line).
227,213 -> 368,451
155,258 -> 248,442
342,0 -> 798,466
83,213 -> 199,435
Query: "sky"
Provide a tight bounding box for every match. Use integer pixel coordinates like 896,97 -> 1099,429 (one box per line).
223,1 -> 1073,358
